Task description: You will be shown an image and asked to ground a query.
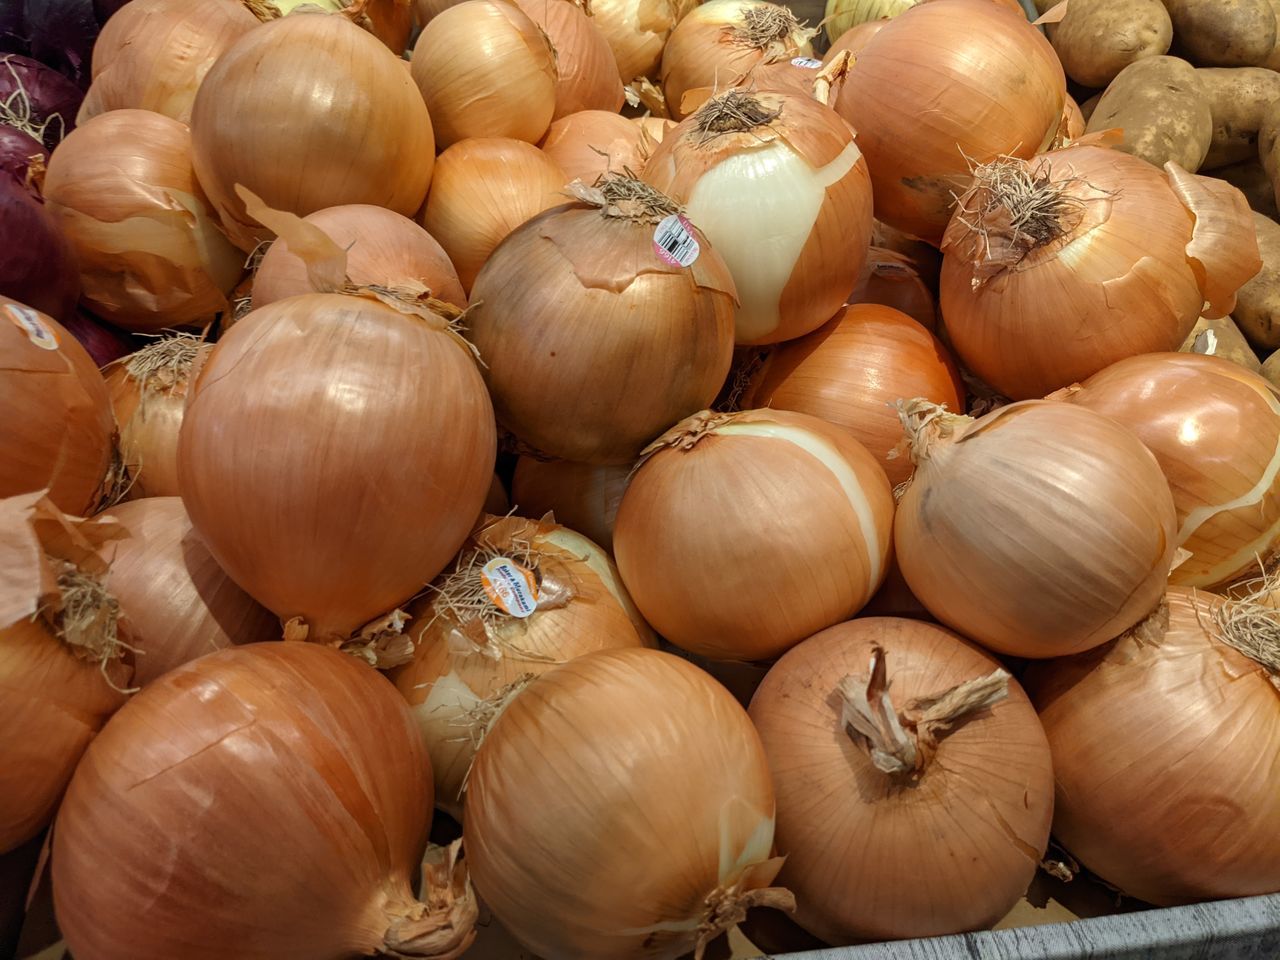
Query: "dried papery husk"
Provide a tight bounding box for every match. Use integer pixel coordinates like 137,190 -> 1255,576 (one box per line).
0,297 -> 114,516
52,642 -> 477,960
614,408 -> 894,661
466,173 -> 737,463
591,0 -> 696,82
644,90 -> 873,346
392,513 -> 654,819
43,110 -> 243,333
633,113 -> 677,151
750,618 -> 1053,943
511,457 -> 630,551
0,491 -> 132,854
1051,353 -> 1280,589
410,1 -> 557,149
742,305 -> 962,488
511,0 -> 624,118
422,138 -> 568,292
1025,586 -> 1280,906
192,14 -> 435,252
849,247 -> 938,331
465,647 -> 789,959
836,0 -> 1065,245
894,398 -> 1178,658
541,109 -> 647,185
1060,94 -> 1086,143
940,145 -> 1263,400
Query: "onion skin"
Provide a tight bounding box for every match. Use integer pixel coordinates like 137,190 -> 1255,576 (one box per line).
849,247 -> 938,331
60,309 -> 134,367
21,0 -> 99,88
0,53 -> 83,148
511,0 -> 624,119
591,0 -> 694,81
511,457 -> 631,552
0,125 -> 46,183
1025,588 -> 1280,906
540,110 -> 647,186
822,17 -> 887,61
0,172 -> 80,325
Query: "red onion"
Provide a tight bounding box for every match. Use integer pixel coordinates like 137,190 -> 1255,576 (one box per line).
20,0 -> 99,88
0,176 -> 79,323
0,124 -> 45,184
0,54 -> 84,148
60,309 -> 134,368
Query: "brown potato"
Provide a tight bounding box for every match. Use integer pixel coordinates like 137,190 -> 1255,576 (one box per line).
1086,56 -> 1212,170
1216,159 -> 1280,217
1198,68 -> 1280,169
1261,99 -> 1280,209
1048,0 -> 1172,88
1165,0 -> 1278,67
1234,211 -> 1280,350
1179,315 -> 1264,372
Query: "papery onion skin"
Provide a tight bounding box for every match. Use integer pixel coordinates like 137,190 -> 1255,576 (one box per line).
822,16 -> 887,60
591,0 -> 696,81
511,457 -> 631,552
540,110 -> 646,186
614,408 -> 894,661
1025,588 -> 1280,906
750,617 -> 1053,943
0,53 -> 83,149
465,647 -> 781,960
0,171 -> 80,325
849,247 -> 938,332
0,125 -> 46,183
192,14 -> 435,251
511,0 -> 624,119
179,293 -> 495,644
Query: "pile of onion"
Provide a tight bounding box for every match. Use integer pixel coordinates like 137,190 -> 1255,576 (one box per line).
191,13 -> 434,251
540,110 -> 647,186
614,408 -> 894,661
421,139 -> 567,292
742,304 -> 962,487
511,0 -> 623,118
511,457 -> 631,551
52,642 -> 477,959
0,296 -> 113,515
591,0 -> 695,81
940,145 -> 1262,399
644,89 -> 873,345
44,109 -> 244,332
0,53 -> 83,149
835,0 -> 1064,244
750,617 -> 1053,942
1026,586 -> 1280,905
466,173 -> 735,463
894,399 -> 1178,658
849,248 -> 938,332
465,648 -> 788,959
392,514 -> 653,819
0,492 -> 131,854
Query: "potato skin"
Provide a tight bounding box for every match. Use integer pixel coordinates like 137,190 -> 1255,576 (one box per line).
1086,56 -> 1212,170
1180,315 -> 1264,372
1198,68 -> 1280,169
1164,0 -> 1278,67
1234,210 -> 1280,350
1216,159 -> 1280,217
1049,0 -> 1172,88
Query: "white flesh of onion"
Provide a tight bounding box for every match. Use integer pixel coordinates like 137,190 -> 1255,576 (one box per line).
540,527 -> 647,625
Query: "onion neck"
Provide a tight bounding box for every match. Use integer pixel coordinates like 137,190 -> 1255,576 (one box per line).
690,90 -> 780,145
380,841 -> 478,960
892,398 -> 972,468
564,172 -> 682,225
1214,570 -> 1280,686
341,608 -> 415,669
727,5 -> 815,56
637,409 -> 736,469
693,868 -> 795,960
48,558 -> 136,694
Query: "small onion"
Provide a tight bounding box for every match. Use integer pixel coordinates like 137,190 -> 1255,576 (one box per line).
392,514 -> 654,819
894,399 -> 1178,658
849,247 -> 938,331
410,1 -> 556,149
750,617 -> 1053,942
0,53 -> 83,149
743,304 -> 962,487
0,296 -> 113,515
0,163 -> 79,324
421,138 -> 567,292
464,647 -> 787,959
614,408 -> 894,661
52,642 -> 477,960
179,293 -> 496,643
645,90 -> 873,345
43,109 -> 244,332
466,173 -> 736,463
511,0 -> 623,118
192,14 -> 435,251
591,0 -> 695,81
511,457 -> 631,551
1026,587 -> 1280,905
540,110 -> 646,185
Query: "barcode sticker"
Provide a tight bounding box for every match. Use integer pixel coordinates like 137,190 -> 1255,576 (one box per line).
653,214 -> 700,268
480,557 -> 539,618
791,56 -> 822,69
4,303 -> 58,350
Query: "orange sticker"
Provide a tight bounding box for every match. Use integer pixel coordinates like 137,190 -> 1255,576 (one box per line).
481,558 -> 539,618
4,303 -> 58,350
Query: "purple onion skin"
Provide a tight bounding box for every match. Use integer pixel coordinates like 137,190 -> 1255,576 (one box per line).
0,176 -> 80,323
0,54 -> 83,148
20,0 -> 98,88
61,308 -> 137,367
92,0 -> 131,24
0,124 -> 46,186
0,2 -> 24,56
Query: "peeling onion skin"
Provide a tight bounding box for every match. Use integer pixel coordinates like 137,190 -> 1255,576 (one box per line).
511,457 -> 631,552
590,0 -> 696,82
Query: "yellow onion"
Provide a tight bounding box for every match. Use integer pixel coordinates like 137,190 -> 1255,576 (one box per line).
0,297 -> 113,515
850,247 -> 938,331
940,145 -> 1263,399
1026,587 -> 1280,905
511,457 -> 631,551
645,90 -> 873,345
895,399 -> 1178,658
822,14 -> 888,55
191,14 -> 434,252
464,647 -> 787,959
421,138 -> 567,292
541,110 -> 647,185
392,514 -> 654,819
743,304 -> 962,488
836,0 -> 1064,244
52,643 -> 477,960
483,475 -> 509,515
511,0 -> 624,118
750,617 -> 1053,942
1062,94 -> 1086,140
43,110 -> 244,332
0,492 -> 130,854
614,408 -> 894,661
466,173 -> 736,463
660,0 -> 816,119
823,0 -> 1023,43
178,293 -> 496,644
253,204 -> 465,308
410,1 -> 557,149
591,0 -> 695,81
633,113 -> 677,146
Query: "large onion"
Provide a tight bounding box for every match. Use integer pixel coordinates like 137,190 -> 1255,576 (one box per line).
52,642 -> 477,960
1026,587 -> 1280,905
0,154 -> 79,324
644,90 -> 873,345
835,0 -> 1064,244
895,399 -> 1177,658
940,145 -> 1262,399
743,304 -> 962,487
421,138 -> 567,292
511,0 -> 623,118
43,109 -> 244,332
750,617 -> 1053,942
0,296 -> 113,515
464,647 -> 787,959
510,457 -> 631,551
0,492 -> 130,854
466,173 -> 736,463
614,408 -> 894,661
392,514 -> 653,819
191,14 -> 434,251
540,110 -> 646,185
591,0 -> 694,81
